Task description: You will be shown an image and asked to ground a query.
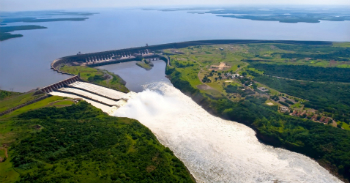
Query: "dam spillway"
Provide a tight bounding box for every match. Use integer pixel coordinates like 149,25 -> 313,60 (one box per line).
58,87 -> 120,106
69,81 -> 127,101
48,81 -> 131,115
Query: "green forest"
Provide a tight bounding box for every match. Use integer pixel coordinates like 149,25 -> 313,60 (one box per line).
251,73 -> 350,123
249,63 -> 350,82
0,102 -> 194,183
279,47 -> 350,61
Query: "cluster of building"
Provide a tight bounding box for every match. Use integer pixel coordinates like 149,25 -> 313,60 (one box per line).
290,110 -> 333,124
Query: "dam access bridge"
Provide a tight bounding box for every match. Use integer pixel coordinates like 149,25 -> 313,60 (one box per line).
40,76 -> 131,115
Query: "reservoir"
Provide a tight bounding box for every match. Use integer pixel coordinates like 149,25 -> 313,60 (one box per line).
101,61 -> 342,183
1,8 -> 350,91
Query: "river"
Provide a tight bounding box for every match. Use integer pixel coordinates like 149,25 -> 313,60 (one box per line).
0,8 -> 350,91
97,60 -> 342,183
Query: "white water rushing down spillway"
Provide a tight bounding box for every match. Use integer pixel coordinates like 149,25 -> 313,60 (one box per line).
113,82 -> 341,183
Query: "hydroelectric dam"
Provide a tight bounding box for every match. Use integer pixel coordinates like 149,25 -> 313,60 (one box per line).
35,39 -> 340,183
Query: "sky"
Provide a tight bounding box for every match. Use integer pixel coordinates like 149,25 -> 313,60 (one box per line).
1,0 -> 350,11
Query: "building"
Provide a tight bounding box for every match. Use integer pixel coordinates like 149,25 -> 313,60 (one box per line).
225,73 -> 240,79
257,87 -> 269,92
280,106 -> 290,113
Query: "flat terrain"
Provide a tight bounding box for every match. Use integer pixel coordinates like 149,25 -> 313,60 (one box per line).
0,91 -> 45,113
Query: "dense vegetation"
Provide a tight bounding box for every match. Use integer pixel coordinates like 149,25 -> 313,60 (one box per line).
60,66 -> 129,93
251,73 -> 350,123
249,63 -> 350,82
279,47 -> 350,61
167,68 -> 350,182
1,102 -> 194,183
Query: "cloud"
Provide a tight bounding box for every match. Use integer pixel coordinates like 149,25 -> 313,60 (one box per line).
0,0 -> 349,11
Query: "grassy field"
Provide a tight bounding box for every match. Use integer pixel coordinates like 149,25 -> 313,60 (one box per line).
0,96 -> 74,120
0,91 -> 45,113
338,121 -> 350,131
0,90 -> 21,100
60,65 -> 129,93
136,60 -> 153,70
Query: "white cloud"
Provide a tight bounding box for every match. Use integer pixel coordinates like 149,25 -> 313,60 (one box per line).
0,0 -> 349,11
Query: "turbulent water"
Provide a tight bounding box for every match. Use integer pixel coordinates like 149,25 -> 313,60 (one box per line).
114,82 -> 341,183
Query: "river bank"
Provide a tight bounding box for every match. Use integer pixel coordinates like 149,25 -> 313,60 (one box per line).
166,67 -> 349,182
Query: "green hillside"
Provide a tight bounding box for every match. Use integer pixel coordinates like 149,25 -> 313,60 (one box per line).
0,101 -> 194,183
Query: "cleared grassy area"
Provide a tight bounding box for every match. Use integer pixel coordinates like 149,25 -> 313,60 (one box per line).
52,99 -> 74,107
0,92 -> 44,113
333,42 -> 350,47
338,121 -> 350,131
60,65 -> 129,93
0,96 -> 72,119
0,157 -> 19,183
136,61 -> 152,70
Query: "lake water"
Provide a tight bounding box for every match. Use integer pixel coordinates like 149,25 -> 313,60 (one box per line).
0,8 -> 350,92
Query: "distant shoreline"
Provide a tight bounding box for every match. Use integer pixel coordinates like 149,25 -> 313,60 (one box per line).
0,11 -> 96,41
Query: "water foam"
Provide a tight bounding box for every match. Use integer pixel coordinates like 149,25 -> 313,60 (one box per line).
114,82 -> 342,183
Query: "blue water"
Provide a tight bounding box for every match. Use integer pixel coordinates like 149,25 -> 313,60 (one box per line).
1,8 -> 349,92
